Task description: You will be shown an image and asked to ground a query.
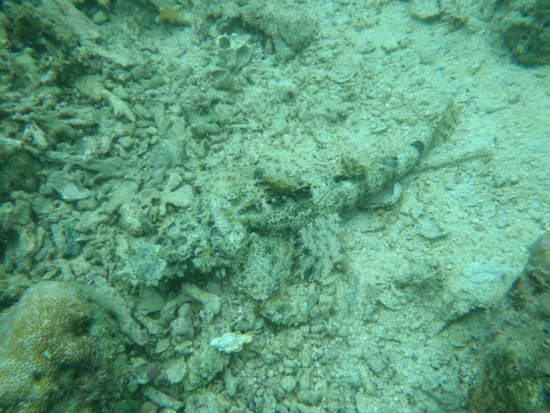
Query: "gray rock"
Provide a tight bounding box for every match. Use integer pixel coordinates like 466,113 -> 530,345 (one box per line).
210,332 -> 253,353
410,0 -> 441,20
278,14 -> 316,51
297,390 -> 323,406
281,375 -> 297,393
48,171 -> 90,202
365,353 -> 389,376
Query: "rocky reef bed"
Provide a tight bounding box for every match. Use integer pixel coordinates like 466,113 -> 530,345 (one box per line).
0,0 -> 550,412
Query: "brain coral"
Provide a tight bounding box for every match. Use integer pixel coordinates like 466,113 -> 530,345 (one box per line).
0,281 -> 94,413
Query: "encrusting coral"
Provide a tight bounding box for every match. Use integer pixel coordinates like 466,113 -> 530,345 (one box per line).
0,281 -> 94,413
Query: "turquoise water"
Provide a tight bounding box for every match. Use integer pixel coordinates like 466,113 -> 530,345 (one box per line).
0,0 -> 549,412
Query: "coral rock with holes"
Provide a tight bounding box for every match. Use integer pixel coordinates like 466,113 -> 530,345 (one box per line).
0,281 -> 94,413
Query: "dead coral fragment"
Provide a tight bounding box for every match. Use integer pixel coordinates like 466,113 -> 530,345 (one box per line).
155,173 -> 195,216
77,157 -> 133,183
48,170 -> 91,202
155,7 -> 195,26
101,89 -> 136,122
210,332 -> 253,353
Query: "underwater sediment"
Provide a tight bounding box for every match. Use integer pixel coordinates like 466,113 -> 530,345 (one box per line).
1,0 -> 549,412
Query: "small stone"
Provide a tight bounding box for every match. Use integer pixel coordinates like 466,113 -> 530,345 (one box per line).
210,332 -> 253,353
140,401 -> 159,413
495,219 -> 510,229
189,122 -> 221,139
76,195 -> 97,210
529,210 -> 545,223
410,0 -> 441,20
310,322 -> 325,334
299,373 -> 311,391
317,295 -> 334,316
119,136 -> 134,149
381,34 -> 399,52
164,356 -> 187,384
155,337 -> 171,354
235,319 -> 252,332
280,375 -> 297,392
286,330 -> 304,350
181,283 -> 220,324
509,173 -> 521,184
170,303 -> 194,340
278,14 -> 316,51
131,357 -> 155,385
297,390 -> 323,406
118,203 -> 145,236
92,10 -> 108,24
142,385 -> 184,410
365,353 -> 388,376
48,171 -> 91,202
157,174 -> 194,216
137,286 -> 166,315
253,317 -> 265,330
336,326 -> 349,337
493,172 -> 507,187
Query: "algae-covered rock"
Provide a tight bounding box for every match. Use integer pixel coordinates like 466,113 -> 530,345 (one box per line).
48,170 -> 91,202
525,231 -> 550,287
467,232 -> 550,413
468,349 -> 550,413
155,7 -> 195,26
260,296 -> 309,326
4,0 -> 100,50
500,0 -> 550,66
189,121 -> 221,139
0,282 -> 94,413
119,238 -> 169,286
0,152 -> 42,203
278,12 -> 317,52
77,157 -> 133,183
185,342 -> 230,390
